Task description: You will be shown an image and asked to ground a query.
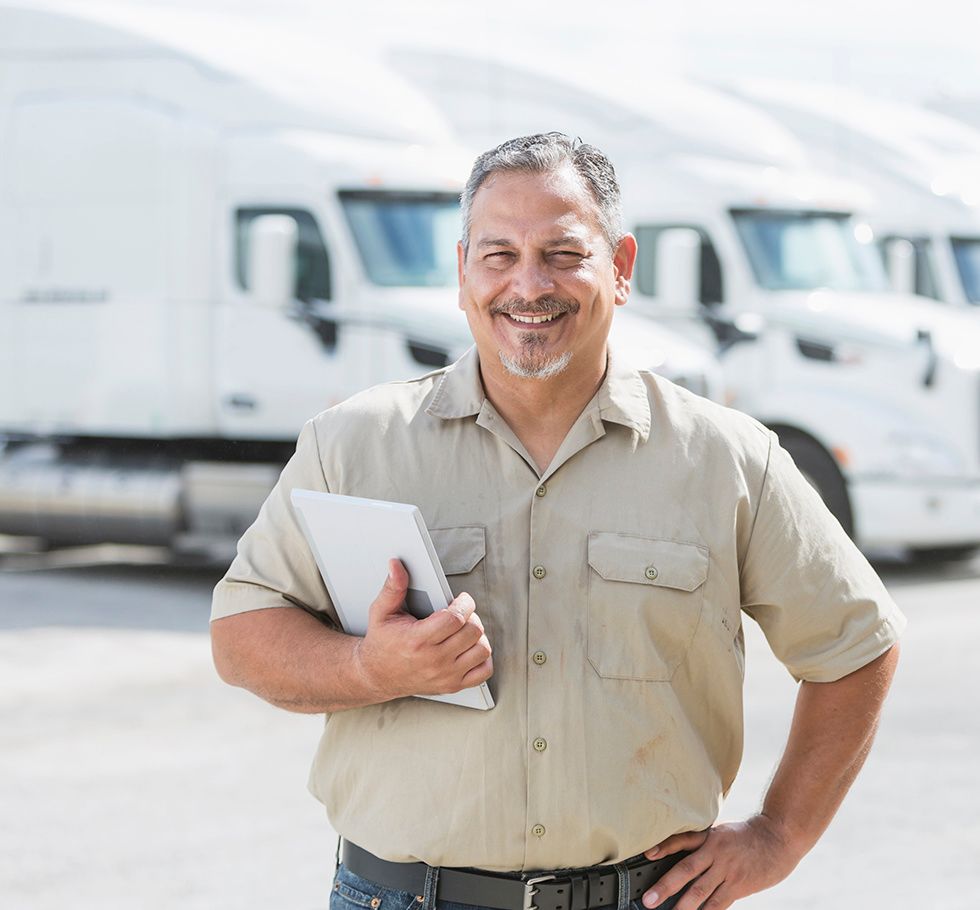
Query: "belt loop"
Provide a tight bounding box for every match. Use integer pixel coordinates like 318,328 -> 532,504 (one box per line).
335,837 -> 342,871
587,871 -> 601,907
613,863 -> 630,910
421,863 -> 441,910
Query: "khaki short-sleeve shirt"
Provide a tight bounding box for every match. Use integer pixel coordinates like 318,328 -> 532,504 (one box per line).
211,345 -> 906,871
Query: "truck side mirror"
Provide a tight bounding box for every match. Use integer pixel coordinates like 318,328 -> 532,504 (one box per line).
248,214 -> 298,309
656,228 -> 701,315
884,238 -> 916,295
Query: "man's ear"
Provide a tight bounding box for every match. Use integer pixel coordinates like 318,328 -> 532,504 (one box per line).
613,233 -> 638,307
457,240 -> 466,310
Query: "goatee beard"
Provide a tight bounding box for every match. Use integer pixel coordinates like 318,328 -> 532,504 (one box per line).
499,347 -> 572,380
493,295 -> 578,379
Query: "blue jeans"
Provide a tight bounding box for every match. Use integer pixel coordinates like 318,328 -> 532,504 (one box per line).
330,862 -> 677,910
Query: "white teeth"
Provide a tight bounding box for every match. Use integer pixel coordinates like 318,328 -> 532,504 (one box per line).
509,313 -> 560,324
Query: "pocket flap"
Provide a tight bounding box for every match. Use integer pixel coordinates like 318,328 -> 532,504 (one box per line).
429,526 -> 487,575
588,533 -> 708,592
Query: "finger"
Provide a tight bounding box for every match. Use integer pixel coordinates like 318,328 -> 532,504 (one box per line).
642,849 -> 712,908
695,883 -> 736,910
369,559 -> 410,621
437,615 -> 485,656
446,592 -> 476,623
418,593 -> 476,644
454,635 -> 492,674
674,867 -> 726,910
644,829 -> 710,859
415,596 -> 473,644
459,655 -> 493,688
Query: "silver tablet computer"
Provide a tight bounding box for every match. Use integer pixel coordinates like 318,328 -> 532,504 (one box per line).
290,488 -> 494,711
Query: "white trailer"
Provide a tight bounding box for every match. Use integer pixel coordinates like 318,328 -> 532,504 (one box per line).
390,50 -> 980,555
388,48 -> 808,170
0,5 -> 720,555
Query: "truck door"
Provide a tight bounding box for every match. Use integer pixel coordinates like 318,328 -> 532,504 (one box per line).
634,223 -> 724,308
879,235 -> 941,300
215,204 -> 354,440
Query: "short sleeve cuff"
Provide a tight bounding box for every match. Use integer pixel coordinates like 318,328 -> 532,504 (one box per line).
210,577 -> 305,622
790,610 -> 907,683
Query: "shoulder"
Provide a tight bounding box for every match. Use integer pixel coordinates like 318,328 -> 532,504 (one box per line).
642,371 -> 773,467
307,366 -> 449,439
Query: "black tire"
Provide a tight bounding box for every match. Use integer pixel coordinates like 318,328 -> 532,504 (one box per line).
779,431 -> 854,538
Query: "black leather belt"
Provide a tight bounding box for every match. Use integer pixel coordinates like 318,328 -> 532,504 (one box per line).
341,840 -> 689,910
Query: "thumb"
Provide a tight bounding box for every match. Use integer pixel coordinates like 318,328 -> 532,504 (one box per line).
369,558 -> 410,623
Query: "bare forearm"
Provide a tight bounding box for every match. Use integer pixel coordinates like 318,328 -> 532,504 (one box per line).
211,607 -> 385,713
762,643 -> 901,856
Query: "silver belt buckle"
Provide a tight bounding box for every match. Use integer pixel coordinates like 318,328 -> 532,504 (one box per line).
522,874 -> 556,910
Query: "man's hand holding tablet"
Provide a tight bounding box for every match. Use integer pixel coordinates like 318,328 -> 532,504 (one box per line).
355,558 -> 493,700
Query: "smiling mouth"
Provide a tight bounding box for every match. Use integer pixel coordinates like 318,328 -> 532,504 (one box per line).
503,312 -> 566,326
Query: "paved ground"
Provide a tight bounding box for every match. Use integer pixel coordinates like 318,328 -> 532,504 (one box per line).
1,548 -> 977,909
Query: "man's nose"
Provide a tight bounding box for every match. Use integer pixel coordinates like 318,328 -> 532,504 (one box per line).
508,257 -> 555,301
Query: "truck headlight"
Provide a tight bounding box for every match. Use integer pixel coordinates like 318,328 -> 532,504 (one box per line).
879,431 -> 965,478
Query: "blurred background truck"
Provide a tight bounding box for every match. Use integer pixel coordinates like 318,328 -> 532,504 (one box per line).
389,51 -> 980,558
0,4 -> 720,559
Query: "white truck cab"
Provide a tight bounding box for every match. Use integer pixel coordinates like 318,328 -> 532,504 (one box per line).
0,5 -> 719,554
623,154 -> 980,553
727,80 -> 980,310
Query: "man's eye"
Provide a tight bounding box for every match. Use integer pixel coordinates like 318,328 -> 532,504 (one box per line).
552,251 -> 583,262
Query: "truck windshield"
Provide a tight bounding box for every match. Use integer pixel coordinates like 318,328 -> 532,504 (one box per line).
731,210 -> 887,292
340,191 -> 460,287
952,237 -> 980,304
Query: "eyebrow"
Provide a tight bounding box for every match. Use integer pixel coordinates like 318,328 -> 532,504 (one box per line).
545,235 -> 588,249
475,235 -> 589,250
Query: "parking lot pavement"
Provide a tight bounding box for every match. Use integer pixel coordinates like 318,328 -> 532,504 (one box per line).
2,553 -> 978,909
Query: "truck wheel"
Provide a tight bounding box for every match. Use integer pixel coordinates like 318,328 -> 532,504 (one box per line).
780,432 -> 854,538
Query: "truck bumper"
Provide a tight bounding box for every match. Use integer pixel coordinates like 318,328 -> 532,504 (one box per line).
851,476 -> 980,549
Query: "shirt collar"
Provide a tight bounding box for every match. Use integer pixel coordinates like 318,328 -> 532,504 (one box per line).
425,345 -> 485,420
425,343 -> 652,442
597,344 -> 652,442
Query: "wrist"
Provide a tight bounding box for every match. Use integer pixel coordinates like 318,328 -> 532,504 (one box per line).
753,811 -> 812,864
351,637 -> 396,705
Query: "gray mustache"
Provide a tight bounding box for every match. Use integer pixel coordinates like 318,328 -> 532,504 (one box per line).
490,297 -> 580,317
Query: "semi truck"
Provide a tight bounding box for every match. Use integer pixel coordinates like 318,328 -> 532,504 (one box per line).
0,5 -> 721,556
390,50 -> 980,556
725,79 -> 980,310
621,153 -> 980,555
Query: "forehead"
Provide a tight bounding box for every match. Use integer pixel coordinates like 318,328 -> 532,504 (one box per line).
469,166 -> 603,241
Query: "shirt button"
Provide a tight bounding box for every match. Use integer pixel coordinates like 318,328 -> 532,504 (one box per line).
531,650 -> 547,665
535,484 -> 547,497
532,565 -> 546,580
645,566 -> 659,581
533,737 -> 547,752
531,824 -> 546,837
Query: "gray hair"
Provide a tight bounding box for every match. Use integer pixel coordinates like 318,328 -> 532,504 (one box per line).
459,132 -> 624,256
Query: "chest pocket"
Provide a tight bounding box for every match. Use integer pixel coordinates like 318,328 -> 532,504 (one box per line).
587,532 -> 709,681
429,526 -> 488,610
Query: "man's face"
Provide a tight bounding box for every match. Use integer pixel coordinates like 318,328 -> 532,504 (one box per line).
457,165 -> 636,381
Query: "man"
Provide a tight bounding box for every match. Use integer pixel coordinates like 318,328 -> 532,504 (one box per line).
211,133 -> 904,910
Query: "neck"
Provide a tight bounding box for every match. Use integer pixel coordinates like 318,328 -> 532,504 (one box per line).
479,349 -> 607,472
